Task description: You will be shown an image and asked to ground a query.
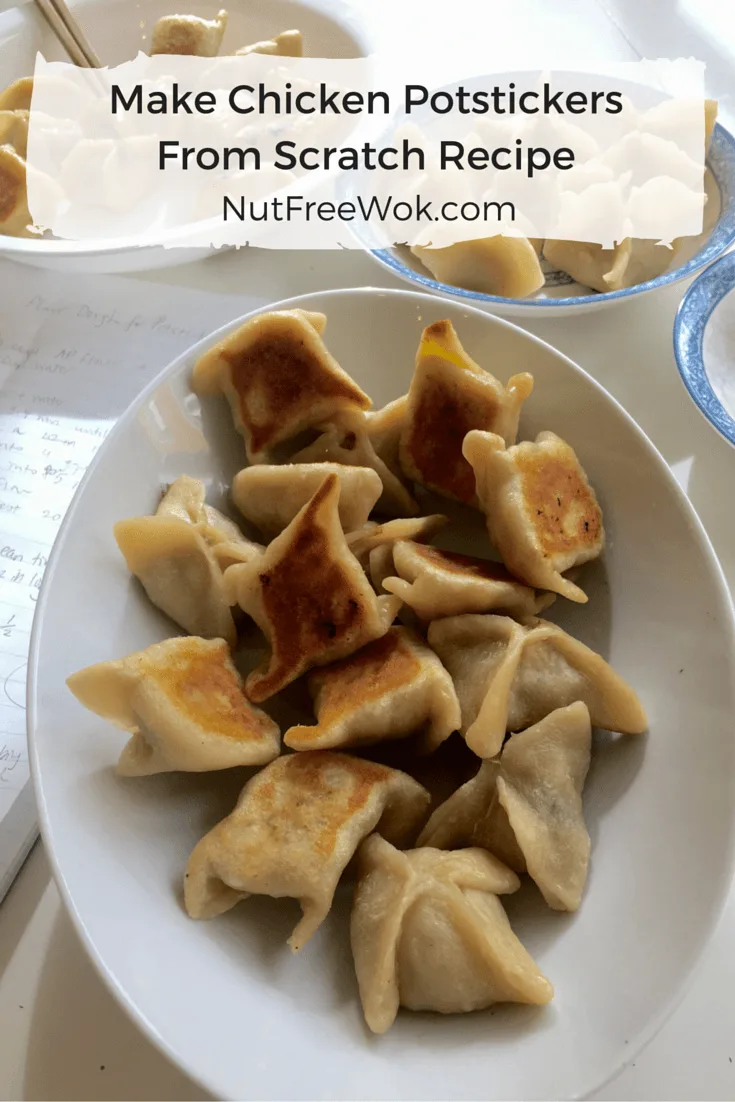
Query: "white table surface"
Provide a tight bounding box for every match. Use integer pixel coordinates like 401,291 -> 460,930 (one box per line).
3,1 -> 735,1098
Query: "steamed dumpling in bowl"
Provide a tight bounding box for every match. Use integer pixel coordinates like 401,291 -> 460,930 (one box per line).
149,10 -> 228,56
411,235 -> 545,298
0,77 -> 33,113
542,237 -> 675,294
0,146 -> 39,238
543,100 -> 720,294
235,29 -> 302,56
0,110 -> 29,158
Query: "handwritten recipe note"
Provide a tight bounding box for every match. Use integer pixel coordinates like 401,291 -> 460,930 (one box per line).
0,260 -> 244,896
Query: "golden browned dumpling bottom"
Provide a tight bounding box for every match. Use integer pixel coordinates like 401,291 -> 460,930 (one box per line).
149,10 -> 228,56
285,626 -> 460,752
146,637 -> 268,741
192,310 -> 371,463
224,473 -> 400,700
400,319 -> 533,504
515,448 -> 603,559
66,636 -> 280,775
184,751 -> 430,950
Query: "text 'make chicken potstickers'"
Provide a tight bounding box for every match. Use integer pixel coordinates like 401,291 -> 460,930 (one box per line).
185,751 -> 430,951
67,636 -> 280,775
191,310 -> 371,463
464,429 -> 604,603
351,835 -> 552,1034
399,320 -> 533,505
224,474 -> 401,701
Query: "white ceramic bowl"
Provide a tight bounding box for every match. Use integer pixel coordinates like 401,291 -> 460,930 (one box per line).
362,125 -> 735,318
0,0 -> 370,273
29,288 -> 735,1100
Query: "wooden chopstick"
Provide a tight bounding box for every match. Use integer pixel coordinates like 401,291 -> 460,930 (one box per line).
35,0 -> 89,66
34,0 -> 102,67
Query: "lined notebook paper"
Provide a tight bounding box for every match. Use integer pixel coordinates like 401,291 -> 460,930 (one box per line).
0,261 -> 246,902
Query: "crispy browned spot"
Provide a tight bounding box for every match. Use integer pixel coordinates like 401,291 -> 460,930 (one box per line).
423,319 -> 453,343
405,372 -> 498,502
299,630 -> 421,739
147,639 -> 270,741
0,162 -> 21,222
515,450 -> 603,555
411,544 -> 519,582
250,752 -> 391,858
256,477 -> 370,696
224,332 -> 368,456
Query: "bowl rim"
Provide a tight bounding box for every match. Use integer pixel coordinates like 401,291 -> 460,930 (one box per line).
367,122 -> 735,310
26,286 -> 735,1101
673,248 -> 735,447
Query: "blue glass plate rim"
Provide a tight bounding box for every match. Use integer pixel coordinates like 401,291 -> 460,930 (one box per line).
673,249 -> 735,447
369,122 -> 735,309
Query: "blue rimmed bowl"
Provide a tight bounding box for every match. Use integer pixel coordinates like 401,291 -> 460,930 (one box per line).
674,249 -> 735,446
366,123 -> 735,318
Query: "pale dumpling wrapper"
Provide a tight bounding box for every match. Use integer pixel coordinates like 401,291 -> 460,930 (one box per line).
419,702 -> 592,911
192,309 -> 371,463
351,835 -> 552,1033
346,514 -> 447,565
285,626 -> 461,752
0,77 -> 33,113
159,474 -> 263,553
411,235 -> 545,298
540,93 -> 719,302
0,145 -> 37,238
400,319 -> 534,505
365,395 -> 408,479
150,9 -> 228,56
235,29 -> 302,56
542,237 -> 673,295
232,462 -> 382,537
464,429 -> 604,603
115,476 -> 259,646
382,539 -> 553,621
637,97 -> 717,158
369,543 -> 398,595
223,473 -> 401,701
428,613 -> 647,757
292,411 -> 418,517
115,515 -> 238,645
0,109 -> 29,158
185,751 -> 430,950
67,636 -> 280,775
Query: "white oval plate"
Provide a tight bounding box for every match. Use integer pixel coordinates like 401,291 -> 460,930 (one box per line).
29,288 -> 735,1101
